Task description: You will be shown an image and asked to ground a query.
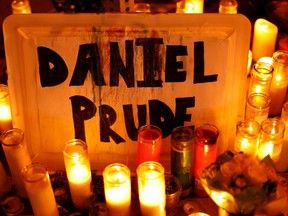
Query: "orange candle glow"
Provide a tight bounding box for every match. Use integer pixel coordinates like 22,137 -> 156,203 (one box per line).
63,139 -> 92,211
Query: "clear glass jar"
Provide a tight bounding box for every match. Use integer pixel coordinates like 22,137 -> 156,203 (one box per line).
170,126 -> 194,197
103,163 -> 131,216
11,0 -> 31,14
248,62 -> 273,97
218,0 -> 238,14
22,163 -> 59,216
257,118 -> 285,162
1,128 -> 31,198
137,161 -> 166,216
63,139 -> 92,211
269,50 -> 288,116
234,119 -> 261,156
245,93 -> 270,125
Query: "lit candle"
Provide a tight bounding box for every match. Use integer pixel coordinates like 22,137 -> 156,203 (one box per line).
137,161 -> 166,216
245,93 -> 270,125
176,0 -> 204,13
63,139 -> 92,211
276,101 -> 288,172
251,18 -> 278,62
0,85 -> 12,134
193,124 -> 219,197
269,50 -> 288,117
234,120 -> 260,156
1,128 -> 32,198
257,118 -> 285,162
248,62 -> 273,97
218,0 -> 238,14
103,163 -> 131,216
136,125 -> 162,167
22,163 -> 59,216
11,0 -> 31,14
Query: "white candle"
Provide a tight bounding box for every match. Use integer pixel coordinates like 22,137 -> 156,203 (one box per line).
251,18 -> 278,62
0,162 -> 11,197
234,120 -> 260,156
176,0 -> 204,13
11,0 -> 31,14
269,50 -> 288,117
137,161 -> 166,216
63,139 -> 92,211
218,0 -> 238,14
103,163 -> 131,216
68,164 -> 92,210
0,85 -> 12,133
1,128 -> 31,198
257,118 -> 285,162
22,163 -> 59,216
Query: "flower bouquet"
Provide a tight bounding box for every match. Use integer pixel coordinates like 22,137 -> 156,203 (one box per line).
200,151 -> 287,215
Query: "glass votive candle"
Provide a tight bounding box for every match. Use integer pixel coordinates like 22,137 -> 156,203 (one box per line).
276,101 -> 288,172
257,118 -> 285,162
0,84 -> 13,134
103,163 -> 131,216
245,93 -> 270,125
137,161 -> 166,216
22,163 -> 59,216
170,126 -> 194,197
1,128 -> 31,198
176,0 -> 204,14
136,125 -> 162,167
63,139 -> 92,211
269,50 -> 288,117
248,62 -> 273,97
11,0 -> 31,14
192,124 -> 219,197
165,174 -> 182,216
218,0 -> 238,14
234,119 -> 261,156
134,3 -> 151,12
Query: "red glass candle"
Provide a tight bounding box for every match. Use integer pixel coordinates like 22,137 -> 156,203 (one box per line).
136,125 -> 162,167
192,124 -> 219,197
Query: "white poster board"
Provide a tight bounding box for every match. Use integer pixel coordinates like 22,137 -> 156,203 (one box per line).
3,13 -> 251,171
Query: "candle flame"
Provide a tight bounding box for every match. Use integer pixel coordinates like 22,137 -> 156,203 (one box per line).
260,23 -> 269,33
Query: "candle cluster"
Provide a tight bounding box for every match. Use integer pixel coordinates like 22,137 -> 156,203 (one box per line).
237,49 -> 288,169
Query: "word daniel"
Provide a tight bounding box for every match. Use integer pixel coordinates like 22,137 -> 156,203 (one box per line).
38,38 -> 218,144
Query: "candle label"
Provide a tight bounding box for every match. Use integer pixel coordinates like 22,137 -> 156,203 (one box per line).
3,14 -> 251,170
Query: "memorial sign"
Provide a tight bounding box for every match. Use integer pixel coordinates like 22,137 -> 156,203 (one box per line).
3,13 -> 251,171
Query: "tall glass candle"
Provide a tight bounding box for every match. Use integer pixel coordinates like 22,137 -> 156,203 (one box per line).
1,128 -> 31,198
11,0 -> 31,14
0,161 -> 11,198
218,0 -> 238,14
245,93 -> 270,125
257,118 -> 285,162
136,125 -> 162,167
137,161 -> 166,216
22,163 -> 59,216
176,0 -> 204,13
269,50 -> 288,117
0,85 -> 12,134
193,124 -> 219,197
170,126 -> 194,197
276,101 -> 288,172
234,120 -> 260,156
63,139 -> 92,211
103,163 -> 131,216
248,62 -> 273,97
251,18 -> 278,62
